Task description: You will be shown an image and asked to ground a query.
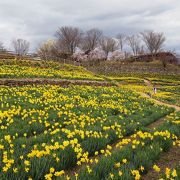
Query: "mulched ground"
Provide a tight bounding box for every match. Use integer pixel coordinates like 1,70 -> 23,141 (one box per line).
0,78 -> 115,87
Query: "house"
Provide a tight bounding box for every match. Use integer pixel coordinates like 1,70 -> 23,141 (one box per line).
132,52 -> 178,64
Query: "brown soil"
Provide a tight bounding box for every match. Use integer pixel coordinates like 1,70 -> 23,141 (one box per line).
146,117 -> 166,129
142,146 -> 180,180
140,92 -> 180,111
141,79 -> 180,179
0,78 -> 115,87
140,79 -> 180,111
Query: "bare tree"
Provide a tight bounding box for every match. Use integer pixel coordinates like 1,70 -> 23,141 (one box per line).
37,40 -> 55,60
12,39 -> 30,56
55,26 -> 83,55
116,33 -> 126,51
100,36 -> 119,59
0,41 -> 6,52
141,30 -> 166,54
126,35 -> 141,56
81,28 -> 102,52
138,45 -> 146,55
0,41 -> 3,51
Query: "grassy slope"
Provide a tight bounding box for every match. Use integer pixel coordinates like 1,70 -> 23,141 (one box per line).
87,60 -> 180,80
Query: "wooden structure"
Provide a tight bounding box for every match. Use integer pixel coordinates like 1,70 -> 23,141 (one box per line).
132,52 -> 178,64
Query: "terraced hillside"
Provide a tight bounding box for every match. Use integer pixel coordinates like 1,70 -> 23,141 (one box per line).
0,59 -> 103,81
0,59 -> 179,180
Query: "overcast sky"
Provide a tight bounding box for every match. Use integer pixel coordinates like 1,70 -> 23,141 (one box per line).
0,0 -> 180,52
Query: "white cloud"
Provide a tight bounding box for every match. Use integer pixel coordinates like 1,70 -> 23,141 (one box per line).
0,0 -> 179,52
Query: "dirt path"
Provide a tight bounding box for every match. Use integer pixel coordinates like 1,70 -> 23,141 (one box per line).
112,78 -> 180,180
140,92 -> 180,111
140,78 -> 180,179
109,77 -> 180,111
142,145 -> 180,180
141,79 -> 180,111
144,79 -> 152,87
146,116 -> 166,129
0,78 -> 114,87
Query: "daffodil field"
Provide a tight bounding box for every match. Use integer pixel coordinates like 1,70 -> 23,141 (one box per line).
149,78 -> 180,106
122,78 -> 180,107
0,59 -> 180,180
75,111 -> 180,180
0,60 -> 102,80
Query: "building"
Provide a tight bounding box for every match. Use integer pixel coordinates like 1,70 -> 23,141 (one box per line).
132,52 -> 178,64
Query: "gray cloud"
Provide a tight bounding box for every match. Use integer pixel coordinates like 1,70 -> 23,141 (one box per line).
0,0 -> 180,52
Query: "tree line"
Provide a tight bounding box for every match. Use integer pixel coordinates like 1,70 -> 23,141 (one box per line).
0,26 -> 166,61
